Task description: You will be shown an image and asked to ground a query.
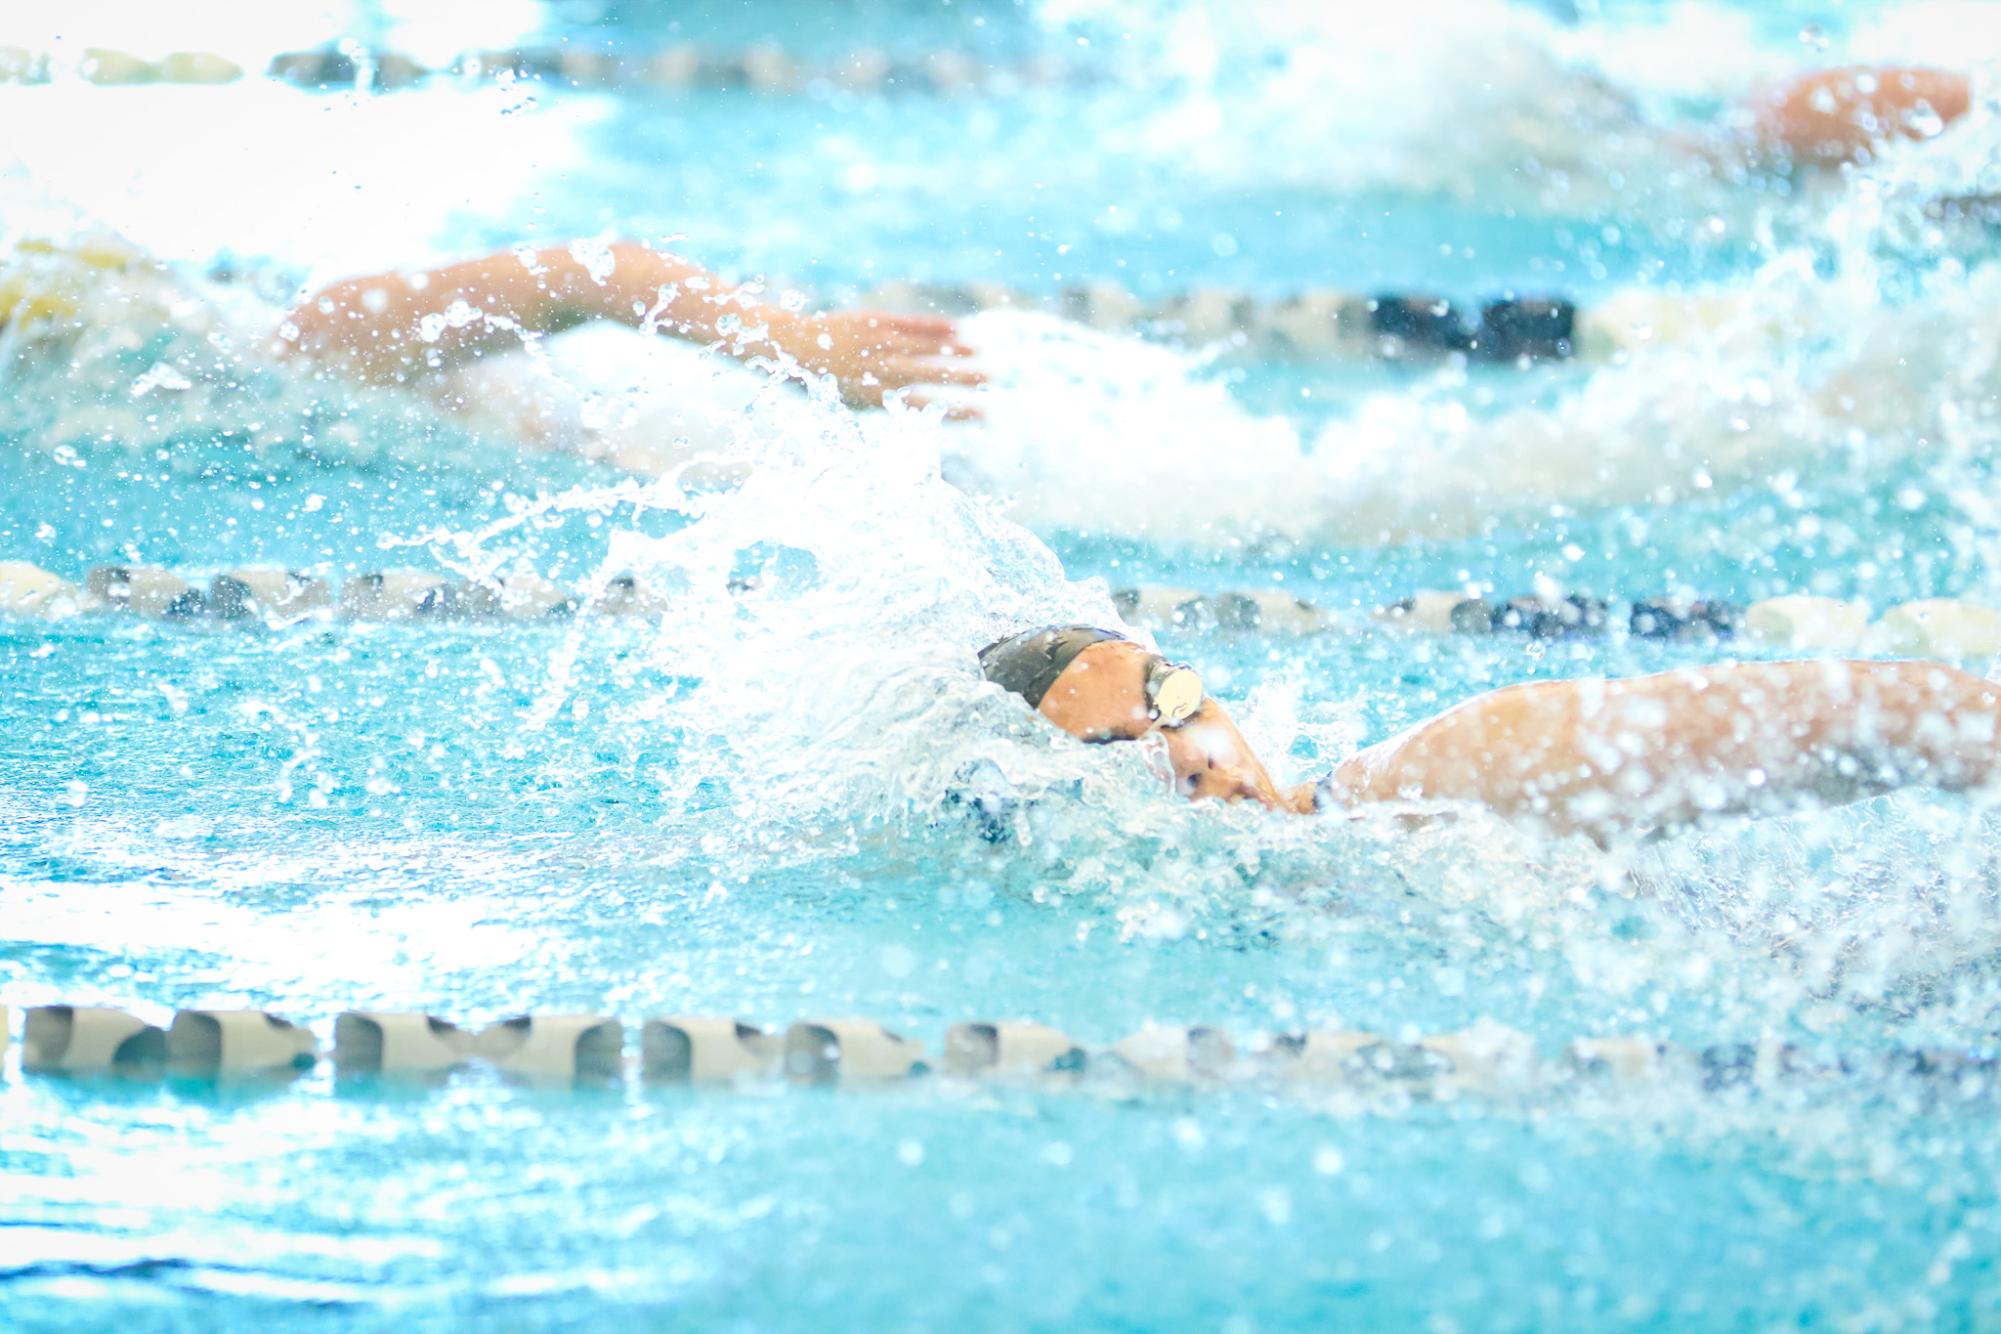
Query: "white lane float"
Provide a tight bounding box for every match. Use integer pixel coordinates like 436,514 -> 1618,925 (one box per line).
783,1019 -> 929,1083
333,1011 -> 476,1076
166,1009 -> 318,1076
0,561 -> 87,617
641,1017 -> 784,1083
941,1021 -> 1087,1079
475,1014 -> 625,1081
22,1004 -> 167,1073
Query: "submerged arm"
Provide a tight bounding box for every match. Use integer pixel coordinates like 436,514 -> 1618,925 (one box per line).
1326,660 -> 2001,837
280,241 -> 979,409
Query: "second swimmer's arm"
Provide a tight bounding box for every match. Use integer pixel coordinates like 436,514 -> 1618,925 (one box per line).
282,242 -> 980,408
1323,660 -> 2001,837
283,244 -> 744,378
1751,66 -> 1971,164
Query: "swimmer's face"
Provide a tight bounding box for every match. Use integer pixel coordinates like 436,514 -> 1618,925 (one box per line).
1037,641 -> 1273,804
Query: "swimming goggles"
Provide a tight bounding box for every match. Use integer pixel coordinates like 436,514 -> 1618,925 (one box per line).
1139,653 -> 1203,728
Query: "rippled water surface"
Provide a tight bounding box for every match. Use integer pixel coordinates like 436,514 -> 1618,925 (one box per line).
7,0 -> 2001,1327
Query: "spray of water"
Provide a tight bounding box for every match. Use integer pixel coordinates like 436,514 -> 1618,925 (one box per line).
9,121 -> 2001,1058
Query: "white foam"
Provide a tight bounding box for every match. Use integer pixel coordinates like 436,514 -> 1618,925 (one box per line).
1030,0 -> 1777,206
947,251 -> 2001,546
1033,0 -> 2001,216
944,311 -> 1316,541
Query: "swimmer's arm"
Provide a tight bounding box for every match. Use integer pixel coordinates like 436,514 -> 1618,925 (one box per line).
282,242 -> 981,409
1323,660 -> 2001,837
1751,66 -> 1970,163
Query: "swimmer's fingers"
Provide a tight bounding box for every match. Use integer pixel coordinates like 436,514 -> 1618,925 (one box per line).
907,336 -> 979,362
898,391 -> 984,422
883,357 -> 987,390
893,325 -> 977,357
842,370 -> 983,419
867,334 -> 977,366
849,364 -> 984,411
855,311 -> 960,341
836,359 -> 983,406
841,311 -> 977,358
790,309 -> 984,411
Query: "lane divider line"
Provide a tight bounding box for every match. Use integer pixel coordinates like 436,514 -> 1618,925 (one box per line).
8,1003 -> 1993,1100
3,561 -> 1996,657
0,42 -> 1095,98
1,233 -> 1797,367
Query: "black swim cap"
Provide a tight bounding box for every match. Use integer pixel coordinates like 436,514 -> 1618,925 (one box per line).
978,626 -> 1126,709
980,625 -> 1205,729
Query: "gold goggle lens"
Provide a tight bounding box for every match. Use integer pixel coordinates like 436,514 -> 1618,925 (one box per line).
1148,662 -> 1203,727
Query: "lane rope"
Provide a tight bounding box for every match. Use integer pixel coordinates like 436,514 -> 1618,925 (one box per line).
0,42 -> 1095,97
6,1002 -> 1991,1101
0,232 -> 1773,368
4,563 -> 1995,657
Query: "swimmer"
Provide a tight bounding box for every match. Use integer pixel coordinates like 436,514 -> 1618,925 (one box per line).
0,231 -> 980,458
981,626 -> 2001,840
1746,66 -> 1972,166
281,240 -> 983,417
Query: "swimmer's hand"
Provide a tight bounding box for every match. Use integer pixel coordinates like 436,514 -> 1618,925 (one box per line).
1282,781 -> 1321,815
281,242 -> 984,419
772,308 -> 984,418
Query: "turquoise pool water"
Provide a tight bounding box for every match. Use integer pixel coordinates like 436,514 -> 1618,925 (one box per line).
7,0 -> 2001,1327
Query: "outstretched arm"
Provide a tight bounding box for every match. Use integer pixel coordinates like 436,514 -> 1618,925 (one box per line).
1751,66 -> 1970,164
1323,660 -> 2001,837
279,241 -> 981,410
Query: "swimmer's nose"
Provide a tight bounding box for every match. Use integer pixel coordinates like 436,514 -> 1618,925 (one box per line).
1179,760 -> 1258,803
